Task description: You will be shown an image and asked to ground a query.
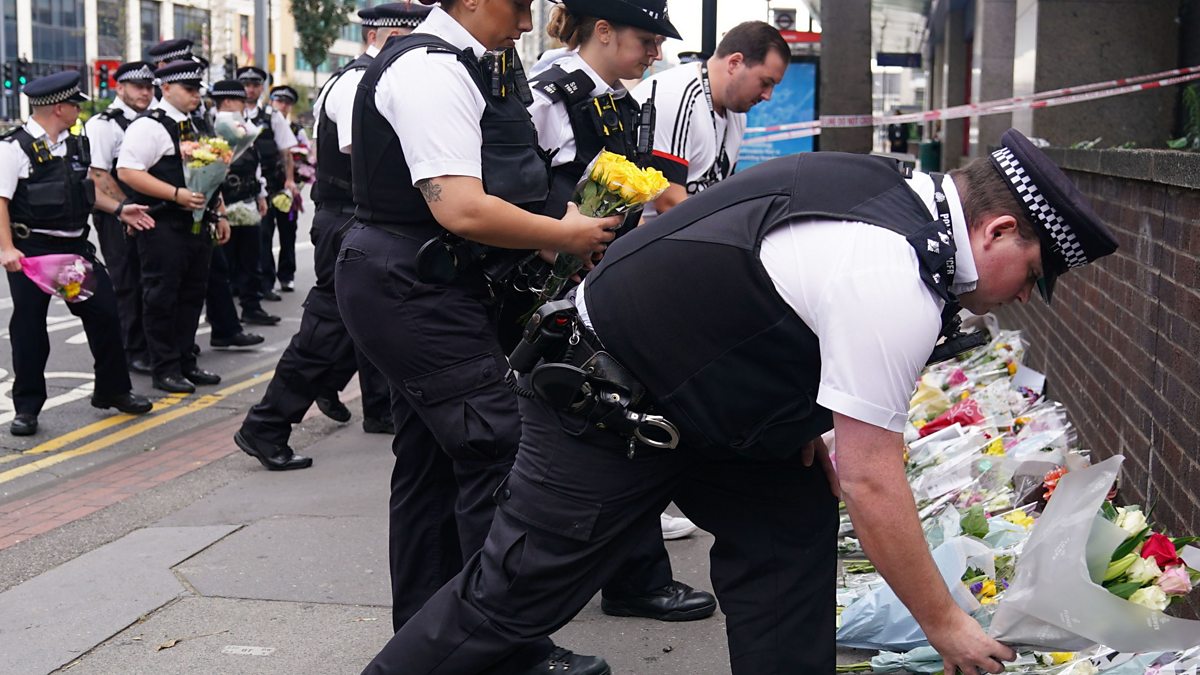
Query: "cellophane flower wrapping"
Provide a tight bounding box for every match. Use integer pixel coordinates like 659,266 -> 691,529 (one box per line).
19,254 -> 95,303
180,136 -> 234,228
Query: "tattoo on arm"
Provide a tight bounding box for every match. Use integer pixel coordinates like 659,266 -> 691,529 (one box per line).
90,168 -> 126,202
417,179 -> 443,203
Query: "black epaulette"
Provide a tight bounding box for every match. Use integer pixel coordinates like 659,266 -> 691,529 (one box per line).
0,126 -> 21,142
531,66 -> 594,107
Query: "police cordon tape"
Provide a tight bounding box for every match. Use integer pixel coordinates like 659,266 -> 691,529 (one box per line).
743,64 -> 1200,145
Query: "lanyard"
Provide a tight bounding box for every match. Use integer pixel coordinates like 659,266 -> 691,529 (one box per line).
699,63 -> 731,179
930,172 -> 957,287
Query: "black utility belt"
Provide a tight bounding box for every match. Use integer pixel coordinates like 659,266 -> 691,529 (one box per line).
508,299 -> 681,453
11,223 -> 89,241
316,202 -> 358,217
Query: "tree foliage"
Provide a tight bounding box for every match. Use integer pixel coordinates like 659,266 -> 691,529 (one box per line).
292,0 -> 355,81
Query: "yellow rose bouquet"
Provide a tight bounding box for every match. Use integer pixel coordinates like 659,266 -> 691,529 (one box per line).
180,136 -> 234,233
528,151 -> 669,315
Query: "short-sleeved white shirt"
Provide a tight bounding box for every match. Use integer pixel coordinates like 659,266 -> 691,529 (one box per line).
632,62 -> 746,216
84,97 -> 138,171
578,171 -> 980,434
0,118 -> 86,236
528,49 -> 628,168
313,44 -> 379,153
245,105 -> 298,152
375,5 -> 487,184
116,98 -> 190,171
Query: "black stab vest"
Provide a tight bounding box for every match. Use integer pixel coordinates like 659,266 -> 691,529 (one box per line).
352,34 -> 548,227
584,153 -> 958,459
3,128 -> 95,232
221,140 -> 261,204
530,66 -> 640,219
312,53 -> 372,208
125,109 -> 203,230
249,106 -> 284,192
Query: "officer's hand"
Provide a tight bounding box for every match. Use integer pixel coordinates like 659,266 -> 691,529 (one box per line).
925,609 -> 1016,675
800,436 -> 840,499
286,180 -> 299,198
257,197 -> 268,217
119,203 -> 156,231
558,203 -> 618,262
0,246 -> 24,273
176,189 -> 208,210
215,218 -> 232,245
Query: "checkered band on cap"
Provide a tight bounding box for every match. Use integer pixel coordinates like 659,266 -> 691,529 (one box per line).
375,16 -> 421,27
117,64 -> 156,82
28,86 -> 82,106
155,46 -> 193,62
158,69 -> 204,84
991,146 -> 1089,269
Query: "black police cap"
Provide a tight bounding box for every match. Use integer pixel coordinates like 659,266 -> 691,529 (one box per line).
357,6 -> 378,27
236,66 -> 269,83
115,61 -> 156,83
269,85 -> 299,103
550,0 -> 681,40
24,71 -> 90,106
989,128 -> 1119,302
210,79 -> 247,99
147,38 -> 195,63
154,60 -> 206,86
372,2 -> 431,28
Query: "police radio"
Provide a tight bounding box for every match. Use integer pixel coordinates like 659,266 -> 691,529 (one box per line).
635,81 -> 657,164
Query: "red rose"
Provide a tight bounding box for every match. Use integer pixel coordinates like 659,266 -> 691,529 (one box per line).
1141,532 -> 1184,568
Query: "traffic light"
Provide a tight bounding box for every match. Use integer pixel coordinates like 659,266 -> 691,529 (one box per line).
2,62 -> 11,90
224,55 -> 237,80
15,58 -> 27,89
98,63 -> 110,98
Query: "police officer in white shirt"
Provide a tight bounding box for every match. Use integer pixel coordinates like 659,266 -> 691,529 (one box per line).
633,21 -> 788,218
361,130 -> 1120,674
337,1 -> 615,672
86,60 -> 157,375
236,66 -> 299,299
523,0 -> 718,625
0,72 -> 154,436
236,2 -> 429,472
117,60 -> 230,394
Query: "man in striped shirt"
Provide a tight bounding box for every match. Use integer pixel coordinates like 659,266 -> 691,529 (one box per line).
633,21 -> 788,218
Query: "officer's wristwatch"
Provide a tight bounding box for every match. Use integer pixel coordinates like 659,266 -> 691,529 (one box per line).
114,200 -> 126,219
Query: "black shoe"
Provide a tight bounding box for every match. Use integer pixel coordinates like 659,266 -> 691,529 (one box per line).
129,358 -> 153,375
522,648 -> 610,675
91,392 -> 153,415
280,280 -> 295,292
10,413 -> 38,436
211,332 -> 266,348
315,395 -> 352,423
234,430 -> 313,471
191,343 -> 201,356
262,289 -> 282,302
362,416 -> 394,434
601,580 -> 717,622
242,308 -> 281,326
183,368 -> 221,386
153,375 -> 196,394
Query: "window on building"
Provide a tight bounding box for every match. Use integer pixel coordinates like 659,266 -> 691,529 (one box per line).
140,0 -> 161,58
173,5 -> 210,58
97,0 -> 125,60
340,22 -> 360,43
239,14 -> 251,60
3,0 -> 17,61
32,0 -> 86,66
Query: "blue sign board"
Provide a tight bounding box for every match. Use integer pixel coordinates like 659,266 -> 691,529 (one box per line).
738,60 -> 817,170
876,52 -> 922,68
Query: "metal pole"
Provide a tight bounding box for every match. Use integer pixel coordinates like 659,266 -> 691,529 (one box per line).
1,10 -> 7,119
254,0 -> 268,70
702,0 -> 717,58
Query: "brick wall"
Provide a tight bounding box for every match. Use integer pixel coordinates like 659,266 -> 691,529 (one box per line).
996,154 -> 1200,617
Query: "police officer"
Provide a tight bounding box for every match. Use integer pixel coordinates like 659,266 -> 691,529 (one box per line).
85,61 -> 157,374
360,129 -> 1119,674
235,2 -> 427,472
524,0 -> 716,624
236,66 -> 299,300
268,85 -> 311,199
336,1 -> 615,672
0,72 -> 154,436
209,79 -> 271,345
117,60 -> 230,394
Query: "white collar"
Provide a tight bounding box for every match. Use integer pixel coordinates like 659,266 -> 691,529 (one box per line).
414,5 -> 487,59
109,97 -> 139,116
23,117 -> 71,145
906,171 -> 979,295
152,98 -> 190,122
366,43 -> 381,58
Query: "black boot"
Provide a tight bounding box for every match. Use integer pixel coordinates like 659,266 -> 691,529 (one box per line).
601,580 -> 717,622
234,430 -> 313,471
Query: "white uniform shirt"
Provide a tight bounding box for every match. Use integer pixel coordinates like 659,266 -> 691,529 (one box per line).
632,62 -> 746,217
313,44 -> 379,153
84,97 -> 138,171
578,171 -> 979,434
375,5 -> 487,184
116,98 -> 191,171
0,118 -> 86,236
528,49 -> 628,168
245,104 -> 298,152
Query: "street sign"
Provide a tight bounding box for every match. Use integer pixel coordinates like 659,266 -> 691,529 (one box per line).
773,8 -> 797,31
876,52 -> 923,68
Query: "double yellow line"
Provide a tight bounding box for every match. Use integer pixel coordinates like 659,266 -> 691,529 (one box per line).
0,371 -> 274,486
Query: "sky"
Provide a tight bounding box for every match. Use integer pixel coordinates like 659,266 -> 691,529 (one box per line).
661,1 -> 814,62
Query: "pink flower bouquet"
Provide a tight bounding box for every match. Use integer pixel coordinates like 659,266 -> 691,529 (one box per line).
19,254 -> 95,303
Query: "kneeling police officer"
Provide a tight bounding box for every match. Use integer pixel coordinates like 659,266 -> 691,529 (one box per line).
360,129 -> 1119,674
0,72 -> 154,436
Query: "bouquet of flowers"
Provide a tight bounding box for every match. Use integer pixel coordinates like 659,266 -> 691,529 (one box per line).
524,151 -> 669,316
225,199 -> 262,227
213,115 -> 261,163
19,254 -> 95,303
180,136 -> 233,232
